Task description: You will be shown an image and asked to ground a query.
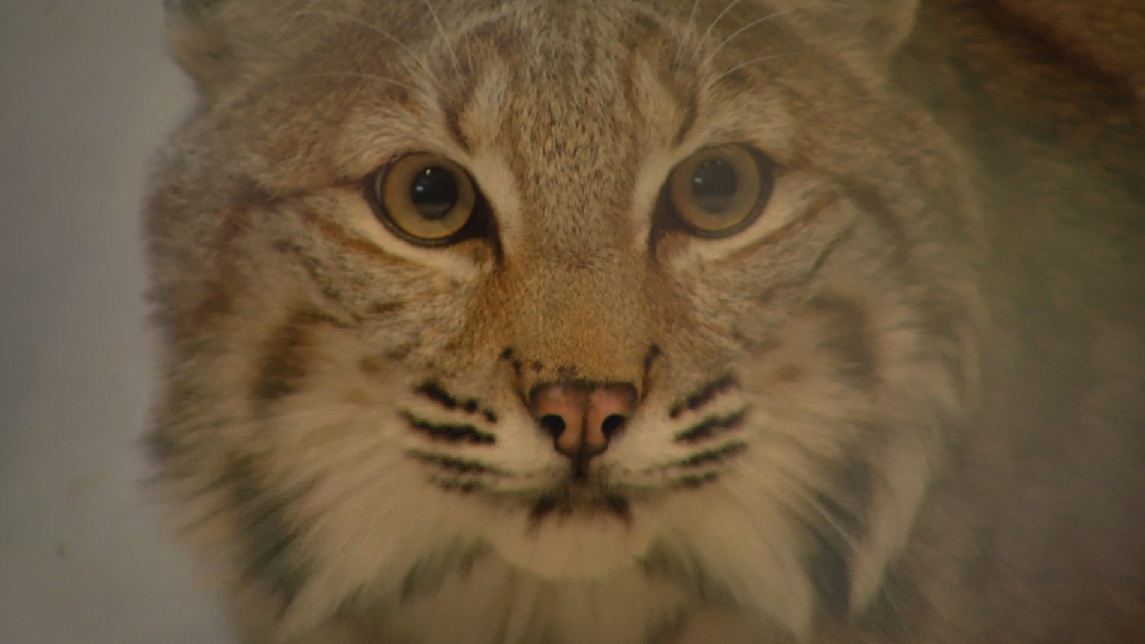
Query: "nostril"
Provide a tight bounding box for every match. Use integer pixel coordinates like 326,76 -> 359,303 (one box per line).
601,414 -> 627,438
539,414 -> 566,438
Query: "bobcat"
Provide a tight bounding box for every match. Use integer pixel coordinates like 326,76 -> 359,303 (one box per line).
146,0 -> 1145,642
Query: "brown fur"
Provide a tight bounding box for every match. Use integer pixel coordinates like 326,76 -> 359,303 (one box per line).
147,1 -> 1144,642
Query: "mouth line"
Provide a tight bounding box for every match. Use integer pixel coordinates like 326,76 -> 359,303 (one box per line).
527,480 -> 633,526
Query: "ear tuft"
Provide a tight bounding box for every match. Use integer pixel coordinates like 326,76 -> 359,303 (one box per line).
779,0 -> 920,71
853,0 -> 920,62
164,0 -> 239,97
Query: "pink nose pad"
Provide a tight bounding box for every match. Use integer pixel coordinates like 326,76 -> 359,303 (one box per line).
529,383 -> 637,461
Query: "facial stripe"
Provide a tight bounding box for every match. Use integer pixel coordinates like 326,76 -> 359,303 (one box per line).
302,206 -> 420,268
405,450 -> 506,477
668,374 -> 738,419
674,408 -> 749,444
414,381 -> 499,423
674,441 -> 748,469
807,295 -> 878,389
672,471 -> 721,490
726,193 -> 843,262
251,308 -> 342,409
402,412 -> 496,445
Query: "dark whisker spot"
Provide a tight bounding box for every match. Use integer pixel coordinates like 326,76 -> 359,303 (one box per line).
415,382 -> 462,409
673,471 -> 720,490
406,451 -> 504,476
669,375 -> 739,419
431,479 -> 483,494
675,442 -> 747,468
413,382 -> 498,424
402,413 -> 496,445
674,408 -> 748,444
500,347 -> 524,377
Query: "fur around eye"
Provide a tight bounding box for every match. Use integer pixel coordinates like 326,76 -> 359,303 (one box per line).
664,144 -> 775,238
368,153 -> 479,245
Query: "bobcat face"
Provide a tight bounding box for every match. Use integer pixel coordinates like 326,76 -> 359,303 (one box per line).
151,0 -> 982,635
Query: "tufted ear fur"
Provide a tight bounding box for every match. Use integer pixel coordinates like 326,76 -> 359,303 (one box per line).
164,0 -> 246,97
769,0 -> 920,73
163,0 -> 355,100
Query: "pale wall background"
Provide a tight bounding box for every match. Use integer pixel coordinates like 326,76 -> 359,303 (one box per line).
1,1 -> 233,642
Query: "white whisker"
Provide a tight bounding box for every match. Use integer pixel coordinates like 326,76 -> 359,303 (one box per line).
672,0 -> 705,68
289,10 -> 439,85
419,0 -> 464,79
692,0 -> 747,64
703,51 -> 805,94
699,8 -> 796,71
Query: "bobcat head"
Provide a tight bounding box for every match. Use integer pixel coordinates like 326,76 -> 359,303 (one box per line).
149,0 -> 982,638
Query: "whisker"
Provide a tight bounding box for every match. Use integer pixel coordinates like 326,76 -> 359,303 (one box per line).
672,0 -> 705,68
674,408 -> 749,444
669,374 -> 739,419
786,487 -> 861,553
714,476 -> 814,588
703,51 -> 806,94
692,0 -> 748,65
699,8 -> 794,71
419,0 -> 464,78
289,9 -> 439,84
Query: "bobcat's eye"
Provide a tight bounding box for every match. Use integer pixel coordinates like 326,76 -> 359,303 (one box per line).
368,153 -> 477,245
665,144 -> 774,237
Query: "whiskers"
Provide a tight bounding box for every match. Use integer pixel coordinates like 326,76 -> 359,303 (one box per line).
669,0 -> 835,98
671,0 -> 706,67
274,7 -> 466,104
698,7 -> 795,70
289,9 -> 439,81
417,0 -> 463,78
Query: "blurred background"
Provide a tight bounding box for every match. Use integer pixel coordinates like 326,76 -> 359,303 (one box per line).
1,1 -> 233,641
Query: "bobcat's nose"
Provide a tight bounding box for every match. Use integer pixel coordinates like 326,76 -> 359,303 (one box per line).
529,382 -> 637,465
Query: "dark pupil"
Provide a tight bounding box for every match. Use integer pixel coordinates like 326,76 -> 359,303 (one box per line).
409,166 -> 459,219
691,158 -> 738,213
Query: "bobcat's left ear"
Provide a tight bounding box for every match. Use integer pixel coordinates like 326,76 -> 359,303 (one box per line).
771,0 -> 920,72
164,0 -> 319,100
164,0 -> 243,98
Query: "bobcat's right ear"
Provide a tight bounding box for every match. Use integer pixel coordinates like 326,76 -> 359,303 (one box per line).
164,0 -> 245,98
768,0 -> 919,75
